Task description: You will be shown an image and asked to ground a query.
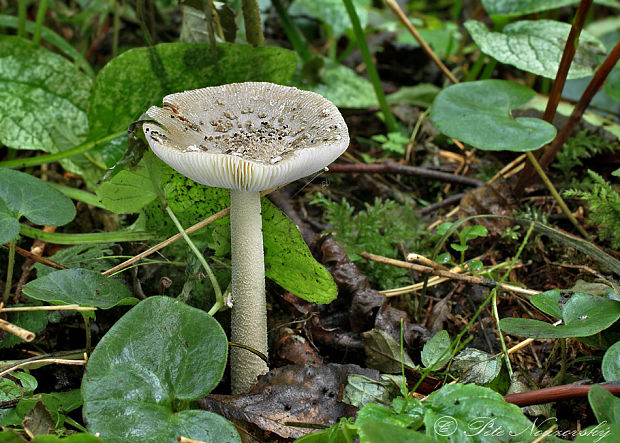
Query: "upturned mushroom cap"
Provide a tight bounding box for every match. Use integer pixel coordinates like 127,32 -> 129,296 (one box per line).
143,82 -> 349,192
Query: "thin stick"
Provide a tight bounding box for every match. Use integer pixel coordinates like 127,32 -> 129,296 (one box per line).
383,0 -> 459,84
504,382 -> 620,407
5,243 -> 69,270
361,251 -> 538,296
532,425 -> 557,443
102,188 -> 277,276
0,357 -> 86,378
2,304 -> 96,312
178,437 -> 206,443
0,318 -> 35,342
328,161 -> 484,187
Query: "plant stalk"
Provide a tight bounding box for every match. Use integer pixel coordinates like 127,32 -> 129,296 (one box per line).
3,238 -> 16,304
164,206 -> 224,315
229,189 -> 268,394
525,151 -> 590,240
272,0 -> 312,62
343,0 -> 397,132
0,130 -> 125,169
32,0 -> 48,45
17,0 -> 26,38
19,225 -> 153,244
241,0 -> 264,47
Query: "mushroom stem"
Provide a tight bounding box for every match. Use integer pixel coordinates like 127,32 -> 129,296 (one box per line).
229,189 -> 269,394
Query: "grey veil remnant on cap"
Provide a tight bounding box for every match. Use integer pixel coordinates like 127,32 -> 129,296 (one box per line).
143,82 -> 350,191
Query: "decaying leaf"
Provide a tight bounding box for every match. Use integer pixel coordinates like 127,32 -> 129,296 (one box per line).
200,364 -> 380,439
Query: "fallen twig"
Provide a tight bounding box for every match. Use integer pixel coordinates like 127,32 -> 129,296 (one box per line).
504,382 -> 620,407
328,161 -> 484,187
361,251 -> 538,296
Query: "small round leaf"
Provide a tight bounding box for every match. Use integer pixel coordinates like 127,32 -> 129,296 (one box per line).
430,80 -> 557,152
0,169 -> 75,228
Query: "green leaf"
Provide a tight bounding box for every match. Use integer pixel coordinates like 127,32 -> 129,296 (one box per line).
423,384 -> 535,441
289,0 -> 369,37
0,36 -> 91,153
481,0 -> 620,16
33,244 -> 118,278
342,375 -> 401,408
12,372 -> 37,394
465,20 -> 605,80
500,293 -> 620,338
82,296 -> 238,443
386,84 -> 440,108
575,423 -> 620,443
88,42 -> 297,140
451,348 -> 502,385
31,434 -> 102,443
359,420 -> 436,443
588,385 -> 620,425
0,198 -> 19,244
96,161 -> 158,214
294,60 -> 378,109
262,201 -> 337,304
0,378 -> 21,402
356,401 -> 424,440
430,80 -> 557,152
0,310 -> 48,349
530,290 -> 563,318
602,341 -> 620,382
362,328 -> 415,373
421,330 -> 451,370
0,169 -> 76,242
0,430 -> 24,443
22,269 -> 137,309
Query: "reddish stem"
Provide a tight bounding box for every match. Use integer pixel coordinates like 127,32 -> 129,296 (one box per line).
504,382 -> 620,407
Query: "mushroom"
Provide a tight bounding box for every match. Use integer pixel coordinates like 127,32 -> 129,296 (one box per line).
143,82 -> 349,393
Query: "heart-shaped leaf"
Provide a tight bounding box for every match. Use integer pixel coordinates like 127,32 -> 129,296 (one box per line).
423,384 -> 535,441
22,269 -> 137,309
0,169 -> 75,243
500,293 -> 620,339
88,42 -> 297,140
465,20 -> 605,79
430,80 -> 557,151
0,36 -> 91,153
82,296 -> 238,443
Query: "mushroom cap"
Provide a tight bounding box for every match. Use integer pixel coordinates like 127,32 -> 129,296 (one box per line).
143,82 -> 349,192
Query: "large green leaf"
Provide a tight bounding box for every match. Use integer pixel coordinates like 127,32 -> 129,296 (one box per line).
0,36 -> 91,154
146,166 -> 337,304
88,42 -> 297,139
430,80 -> 556,151
82,296 -> 238,443
423,384 -> 535,441
0,169 -> 75,243
359,420 -> 435,443
22,269 -> 137,309
481,0 -> 619,16
31,434 -> 102,443
465,20 -> 606,79
500,293 -> 620,339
